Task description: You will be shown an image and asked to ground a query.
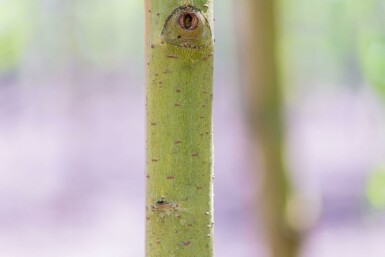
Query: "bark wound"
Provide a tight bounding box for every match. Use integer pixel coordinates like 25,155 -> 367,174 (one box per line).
161,6 -> 212,49
151,198 -> 179,216
178,13 -> 198,30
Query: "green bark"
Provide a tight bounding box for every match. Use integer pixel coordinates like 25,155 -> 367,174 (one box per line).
238,1 -> 300,257
145,1 -> 214,257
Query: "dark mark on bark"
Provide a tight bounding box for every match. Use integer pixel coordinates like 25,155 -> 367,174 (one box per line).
167,176 -> 175,180
151,198 -> 178,213
167,55 -> 178,59
178,12 -> 199,30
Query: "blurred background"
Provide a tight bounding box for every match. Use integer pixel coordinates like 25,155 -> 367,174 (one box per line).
1,0 -> 385,256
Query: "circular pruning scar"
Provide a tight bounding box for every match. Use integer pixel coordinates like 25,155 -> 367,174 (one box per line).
161,6 -> 212,49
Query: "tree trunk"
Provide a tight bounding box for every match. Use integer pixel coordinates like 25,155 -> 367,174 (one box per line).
237,1 -> 300,257
145,1 -> 214,257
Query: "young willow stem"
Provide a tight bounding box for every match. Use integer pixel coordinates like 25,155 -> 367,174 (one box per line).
145,1 -> 214,257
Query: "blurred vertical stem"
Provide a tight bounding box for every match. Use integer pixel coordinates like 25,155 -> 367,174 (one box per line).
238,1 -> 300,257
145,1 -> 214,257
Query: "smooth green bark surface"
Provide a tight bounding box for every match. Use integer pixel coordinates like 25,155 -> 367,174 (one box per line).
145,1 -> 214,257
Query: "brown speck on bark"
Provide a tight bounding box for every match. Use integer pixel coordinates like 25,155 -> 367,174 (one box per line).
175,140 -> 182,144
176,89 -> 181,93
151,122 -> 157,126
175,103 -> 181,107
167,176 -> 175,180
156,240 -> 161,244
183,241 -> 191,247
192,152 -> 199,157
167,54 -> 178,59
196,186 -> 203,190
151,44 -> 155,48
152,158 -> 159,162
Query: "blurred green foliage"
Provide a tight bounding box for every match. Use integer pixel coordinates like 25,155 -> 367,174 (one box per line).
280,0 -> 360,90
73,0 -> 144,68
0,0 -> 145,74
356,0 -> 385,97
362,42 -> 385,96
366,167 -> 385,209
0,0 -> 28,72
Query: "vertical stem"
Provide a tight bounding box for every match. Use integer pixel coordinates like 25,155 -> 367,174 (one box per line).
145,1 -> 214,257
238,1 -> 300,257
